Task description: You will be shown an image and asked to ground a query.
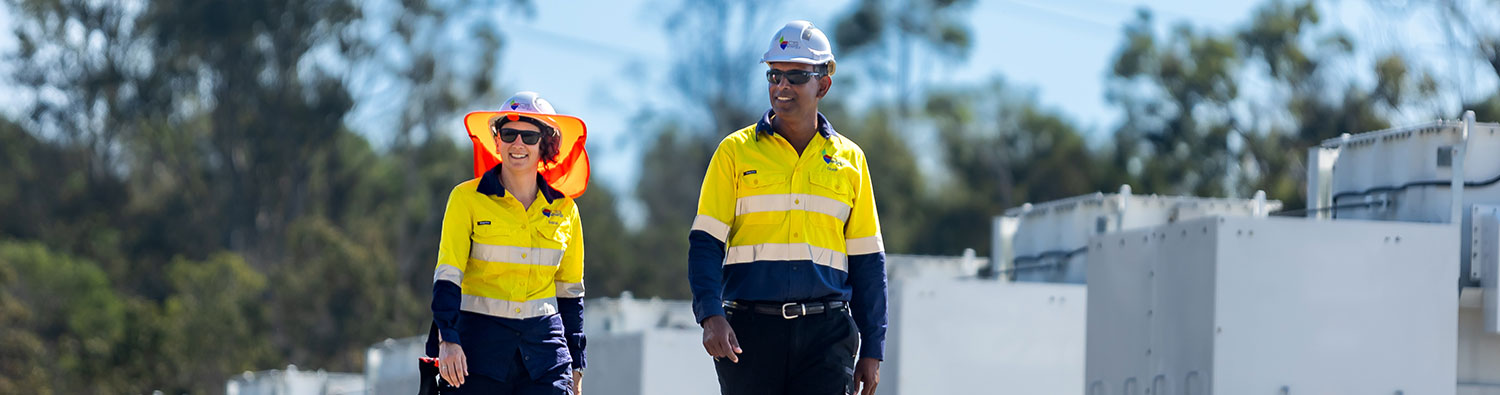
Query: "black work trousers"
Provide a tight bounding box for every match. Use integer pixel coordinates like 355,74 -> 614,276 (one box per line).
714,304 -> 859,395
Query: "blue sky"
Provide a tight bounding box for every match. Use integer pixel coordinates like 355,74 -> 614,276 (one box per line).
442,0 -> 1275,194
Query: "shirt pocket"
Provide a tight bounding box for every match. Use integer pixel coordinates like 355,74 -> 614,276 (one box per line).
736,171 -> 790,195
736,171 -> 791,226
808,172 -> 854,202
806,173 -> 855,230
533,223 -> 569,268
471,221 -> 518,245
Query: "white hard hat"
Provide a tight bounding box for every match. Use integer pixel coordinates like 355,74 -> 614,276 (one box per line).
760,20 -> 836,76
490,91 -> 562,133
503,91 -> 556,117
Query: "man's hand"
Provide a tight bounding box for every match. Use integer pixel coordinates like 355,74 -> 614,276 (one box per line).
437,341 -> 468,387
571,369 -> 583,394
853,357 -> 879,395
700,315 -> 742,363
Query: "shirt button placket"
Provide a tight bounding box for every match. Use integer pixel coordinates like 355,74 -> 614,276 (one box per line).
791,172 -> 806,242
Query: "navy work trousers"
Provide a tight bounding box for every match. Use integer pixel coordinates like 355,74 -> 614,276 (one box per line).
451,350 -> 572,395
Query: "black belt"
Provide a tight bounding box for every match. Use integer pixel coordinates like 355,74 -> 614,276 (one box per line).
724,300 -> 847,319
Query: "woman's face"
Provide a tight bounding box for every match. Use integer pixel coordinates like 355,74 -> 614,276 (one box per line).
495,120 -> 543,172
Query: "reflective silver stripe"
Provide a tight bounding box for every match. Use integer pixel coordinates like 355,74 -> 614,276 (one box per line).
736,193 -> 851,222
691,215 -> 731,242
555,281 -> 585,298
846,235 -> 885,256
724,243 -> 848,272
460,294 -> 558,319
433,264 -> 464,284
470,242 -> 564,266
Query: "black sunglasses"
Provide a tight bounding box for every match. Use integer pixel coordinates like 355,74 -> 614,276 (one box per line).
495,128 -> 543,145
766,69 -> 824,85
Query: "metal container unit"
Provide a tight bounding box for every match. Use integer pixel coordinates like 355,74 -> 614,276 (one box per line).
1085,216 -> 1458,394
993,186 -> 1280,284
1310,113 -> 1500,392
1310,111 -> 1500,287
881,278 -> 1085,395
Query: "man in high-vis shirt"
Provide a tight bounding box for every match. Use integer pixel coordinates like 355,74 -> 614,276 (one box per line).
689,21 -> 887,395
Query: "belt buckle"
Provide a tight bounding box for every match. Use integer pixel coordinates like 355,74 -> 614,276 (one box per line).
781,302 -> 805,319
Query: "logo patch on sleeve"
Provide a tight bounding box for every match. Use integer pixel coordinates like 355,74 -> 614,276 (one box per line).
477,221 -> 490,225
743,170 -> 757,175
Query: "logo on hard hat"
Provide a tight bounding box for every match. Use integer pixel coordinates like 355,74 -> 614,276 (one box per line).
777,35 -> 800,50
509,100 -> 520,110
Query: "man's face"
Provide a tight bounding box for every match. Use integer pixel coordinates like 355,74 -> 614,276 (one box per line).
767,62 -> 828,118
495,120 -> 542,172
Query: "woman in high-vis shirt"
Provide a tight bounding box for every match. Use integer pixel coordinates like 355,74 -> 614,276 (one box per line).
432,91 -> 592,394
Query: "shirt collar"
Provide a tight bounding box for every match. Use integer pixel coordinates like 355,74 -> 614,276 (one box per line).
754,109 -> 837,140
476,165 -> 564,203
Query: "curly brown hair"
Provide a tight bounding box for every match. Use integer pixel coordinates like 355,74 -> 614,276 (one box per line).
491,116 -> 562,165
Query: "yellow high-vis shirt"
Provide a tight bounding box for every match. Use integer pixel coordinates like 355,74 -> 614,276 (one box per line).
433,174 -> 585,319
690,123 -> 883,268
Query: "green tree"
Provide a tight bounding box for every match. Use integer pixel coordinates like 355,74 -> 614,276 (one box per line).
1234,1 -> 1436,206
1388,0 -> 1500,120
1106,9 -> 1240,197
833,0 -> 975,113
575,182 -> 650,298
915,80 -> 1120,256
159,253 -> 276,393
0,241 -> 127,392
270,217 -> 424,371
0,243 -> 53,394
1103,1 -> 1440,206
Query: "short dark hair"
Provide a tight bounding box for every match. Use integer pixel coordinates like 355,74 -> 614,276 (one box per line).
816,63 -> 830,76
491,116 -> 563,165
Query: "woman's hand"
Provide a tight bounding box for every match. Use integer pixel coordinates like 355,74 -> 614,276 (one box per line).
571,369 -> 583,394
438,341 -> 468,387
